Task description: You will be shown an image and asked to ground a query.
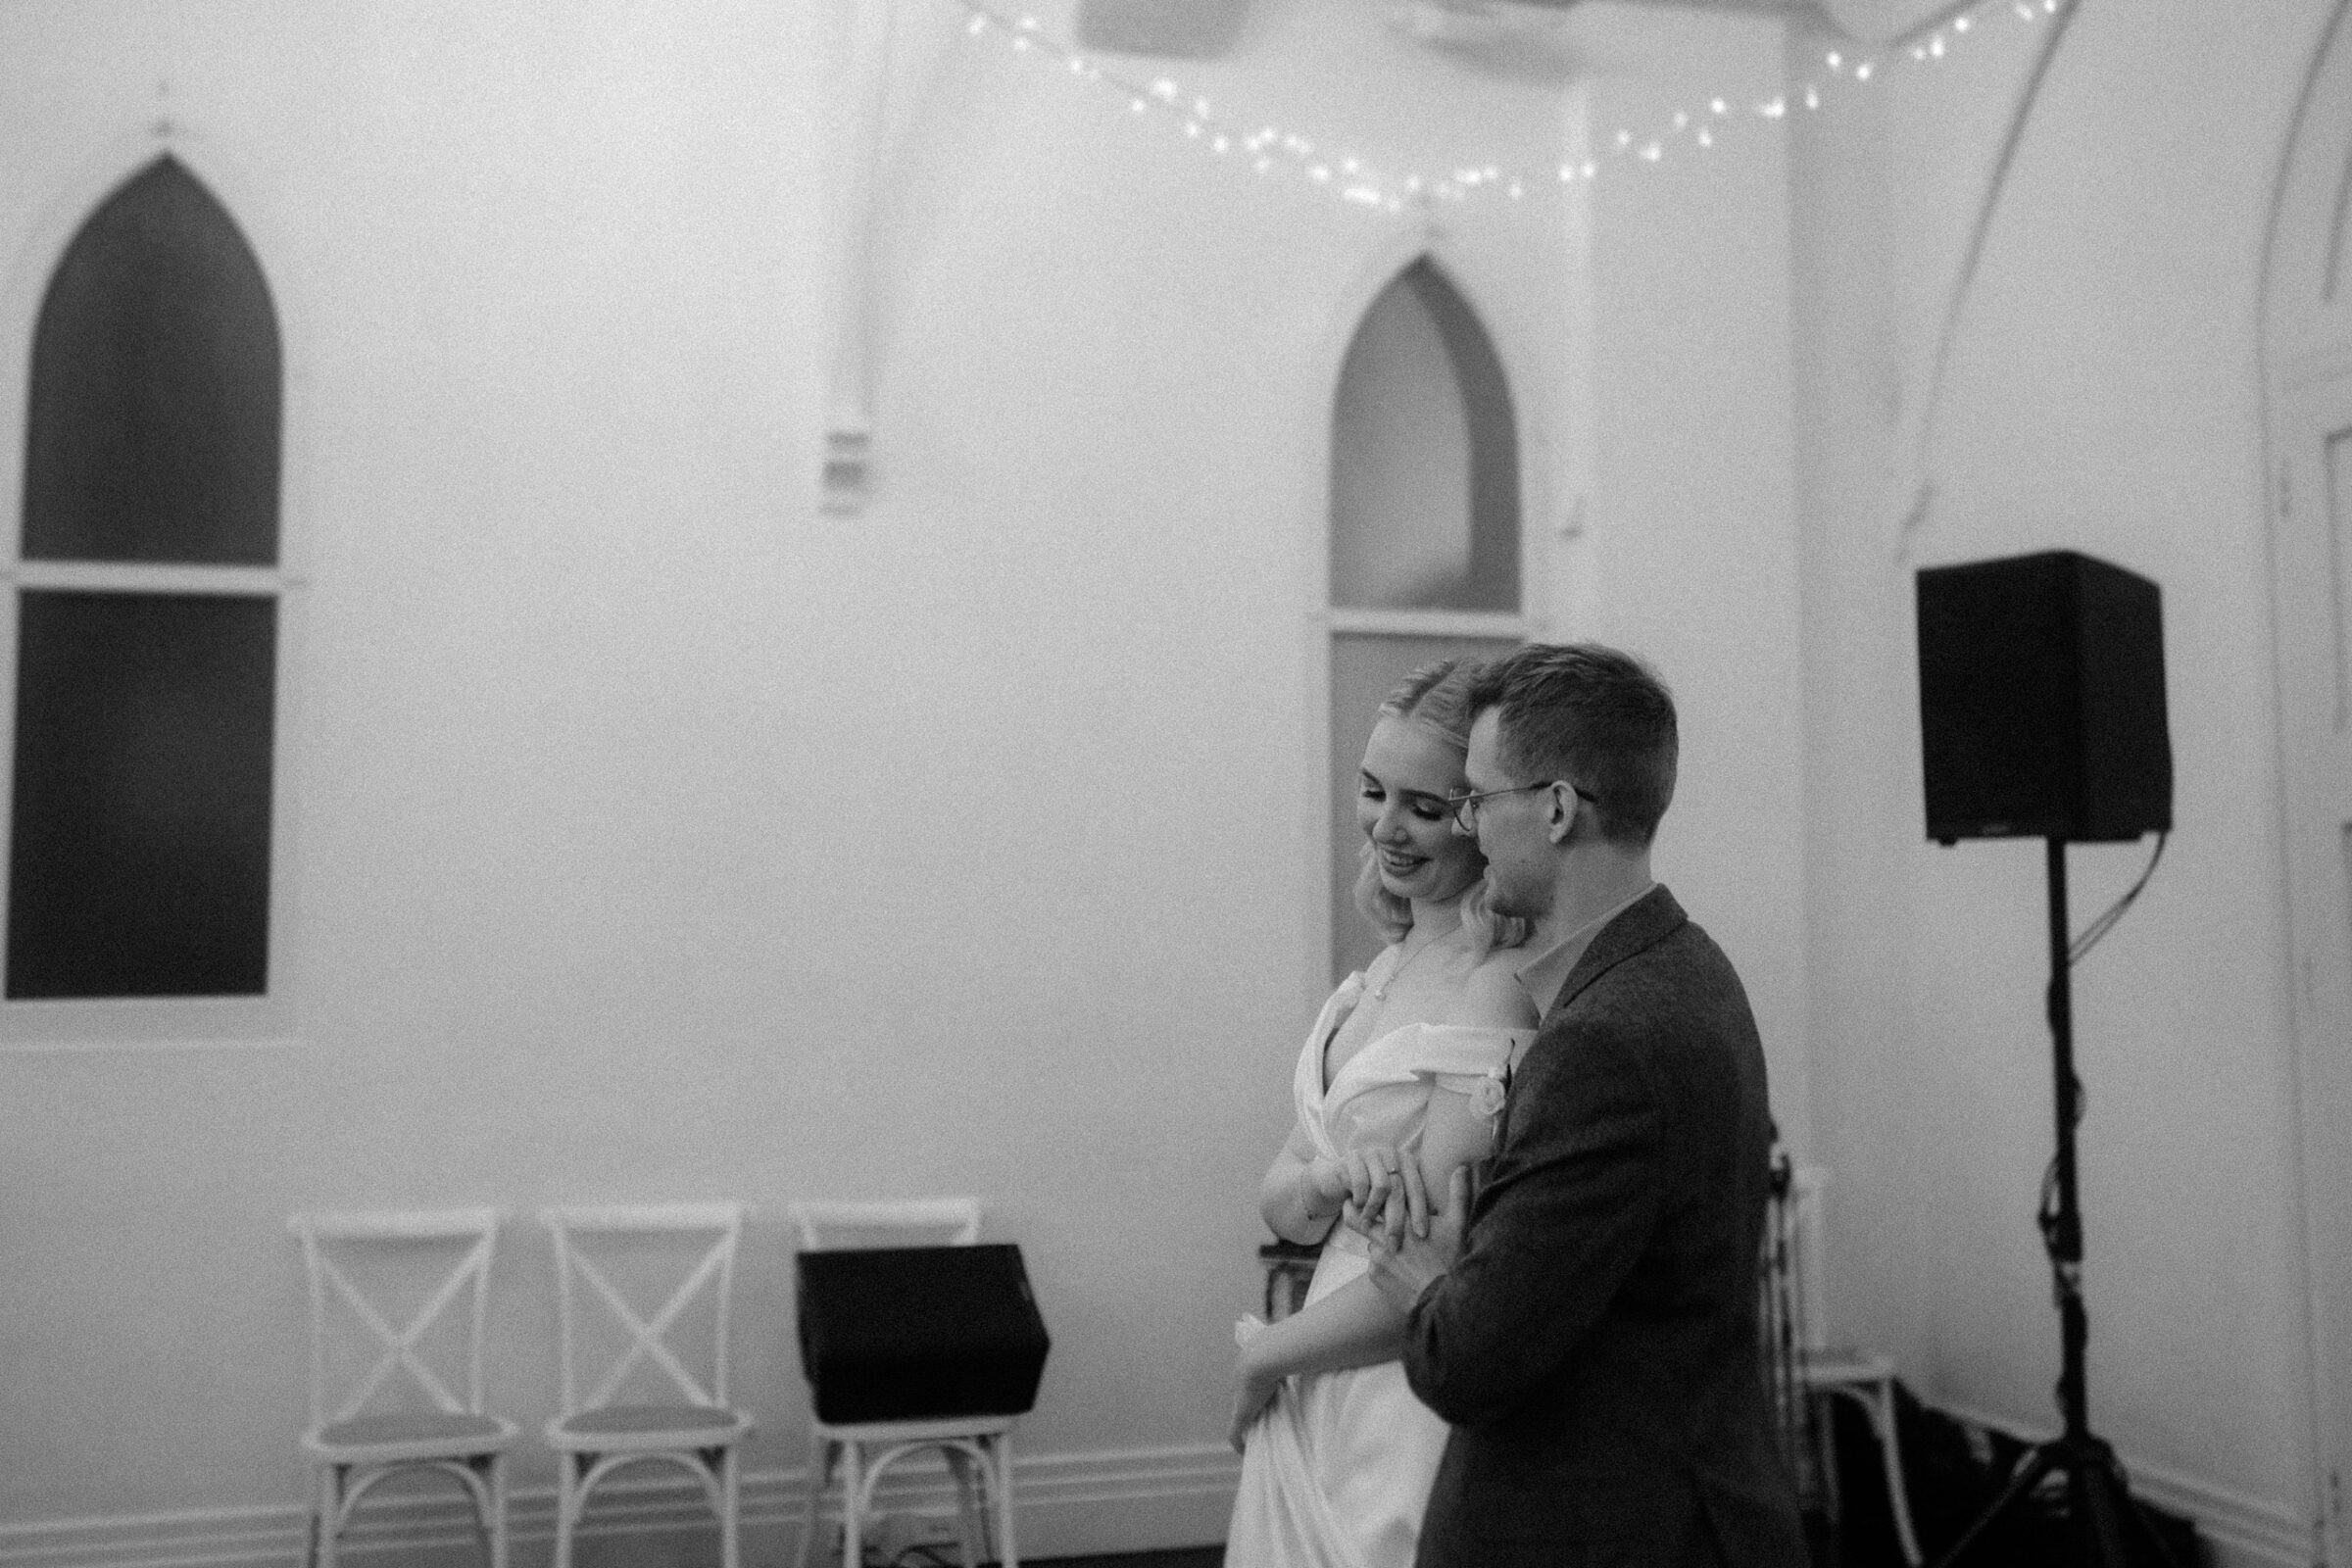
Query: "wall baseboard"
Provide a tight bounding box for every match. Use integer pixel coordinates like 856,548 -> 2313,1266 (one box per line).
0,1445 -> 1244,1568
1937,1401 -> 2318,1568
12,1418 -> 2315,1568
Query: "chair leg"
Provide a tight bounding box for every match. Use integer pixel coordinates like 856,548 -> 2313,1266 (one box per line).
991,1434 -> 1018,1568
552,1455 -> 577,1568
489,1454 -> 510,1568
317,1466 -> 343,1568
1809,1393 -> 1846,1535
796,1437 -> 832,1568
942,1448 -> 982,1568
717,1446 -> 742,1568
462,1457 -> 495,1568
1869,1380 -> 1923,1567
841,1442 -> 864,1568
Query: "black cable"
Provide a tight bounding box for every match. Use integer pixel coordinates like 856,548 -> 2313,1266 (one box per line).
2031,830 -> 2158,1257
2067,832 -> 2168,966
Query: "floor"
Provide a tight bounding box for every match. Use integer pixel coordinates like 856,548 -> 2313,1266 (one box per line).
1024,1553 -> 1221,1568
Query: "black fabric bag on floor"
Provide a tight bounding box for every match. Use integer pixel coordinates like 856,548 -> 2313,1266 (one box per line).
1817,1383 -> 2206,1568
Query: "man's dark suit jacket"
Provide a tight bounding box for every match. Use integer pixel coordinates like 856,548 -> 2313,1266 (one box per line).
1402,884 -> 1807,1567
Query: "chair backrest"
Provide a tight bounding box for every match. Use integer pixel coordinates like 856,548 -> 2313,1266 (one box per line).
289,1207 -> 502,1430
790,1197 -> 981,1252
542,1201 -> 745,1415
1759,1162 -> 1833,1352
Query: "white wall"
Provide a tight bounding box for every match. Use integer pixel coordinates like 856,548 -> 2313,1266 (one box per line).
0,0 -> 1811,1555
1566,4 -> 1812,1155
1789,0 -> 2331,1559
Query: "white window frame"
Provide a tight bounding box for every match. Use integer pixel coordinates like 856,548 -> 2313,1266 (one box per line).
0,137 -> 311,1052
1299,235 -> 1556,1011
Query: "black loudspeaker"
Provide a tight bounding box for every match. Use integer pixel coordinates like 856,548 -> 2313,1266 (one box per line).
795,1244 -> 1051,1424
1916,550 -> 2172,845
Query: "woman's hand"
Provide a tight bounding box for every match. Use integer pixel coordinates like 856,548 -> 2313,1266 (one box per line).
1305,1146 -> 1422,1246
1228,1323 -> 1284,1452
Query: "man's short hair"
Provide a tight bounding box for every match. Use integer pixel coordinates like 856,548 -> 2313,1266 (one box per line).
1466,644 -> 1678,846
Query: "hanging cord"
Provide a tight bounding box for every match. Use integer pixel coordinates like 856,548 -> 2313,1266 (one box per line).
2036,830 -> 2168,1252
2067,830 -> 2168,967
1887,0 -> 2087,547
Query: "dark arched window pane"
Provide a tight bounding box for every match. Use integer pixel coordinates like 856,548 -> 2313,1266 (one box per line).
7,591 -> 276,998
23,156 -> 280,564
1329,261 -> 1519,612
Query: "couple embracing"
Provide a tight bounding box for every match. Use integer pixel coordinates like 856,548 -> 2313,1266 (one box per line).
1225,644 -> 1810,1568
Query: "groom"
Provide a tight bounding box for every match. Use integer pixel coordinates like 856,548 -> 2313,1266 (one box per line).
1362,643 -> 1807,1567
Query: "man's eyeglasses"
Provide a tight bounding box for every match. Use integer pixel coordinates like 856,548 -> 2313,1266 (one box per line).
1446,780 -> 1597,833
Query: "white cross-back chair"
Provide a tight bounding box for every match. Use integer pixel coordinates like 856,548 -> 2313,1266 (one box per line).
1761,1164 -> 1922,1567
289,1208 -> 518,1568
542,1202 -> 755,1568
790,1198 -> 1020,1568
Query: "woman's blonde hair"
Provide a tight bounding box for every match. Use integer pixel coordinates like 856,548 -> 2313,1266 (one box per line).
1350,658 -> 1531,956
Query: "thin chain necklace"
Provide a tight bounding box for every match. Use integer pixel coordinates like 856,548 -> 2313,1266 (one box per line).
1371,915 -> 1459,1002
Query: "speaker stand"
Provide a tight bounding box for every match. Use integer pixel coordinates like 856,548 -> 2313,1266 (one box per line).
1929,839 -> 2180,1568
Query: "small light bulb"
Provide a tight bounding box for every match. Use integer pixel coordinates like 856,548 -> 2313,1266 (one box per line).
1805,85 -> 1821,109
1712,98 -> 1729,115
1931,33 -> 1945,56
1855,61 -> 1873,79
1508,179 -> 1525,198
1827,51 -> 1842,69
1673,111 -> 1690,130
1696,127 -> 1713,148
1954,14 -> 1971,29
966,14 -> 987,34
1615,129 -> 1634,150
1581,160 -> 1597,178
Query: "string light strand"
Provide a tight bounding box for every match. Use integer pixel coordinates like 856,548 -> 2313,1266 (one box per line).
952,0 -> 2060,212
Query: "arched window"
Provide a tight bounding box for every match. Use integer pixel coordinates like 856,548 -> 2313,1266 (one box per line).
8,155 -> 283,1001
1325,260 -> 1526,982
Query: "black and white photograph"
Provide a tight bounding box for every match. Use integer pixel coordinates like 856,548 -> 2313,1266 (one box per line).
0,0 -> 2342,1565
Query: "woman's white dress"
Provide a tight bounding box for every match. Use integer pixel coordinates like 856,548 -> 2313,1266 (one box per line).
1224,943 -> 1531,1568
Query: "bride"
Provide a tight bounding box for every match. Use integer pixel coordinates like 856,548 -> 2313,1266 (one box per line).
1225,658 -> 1538,1568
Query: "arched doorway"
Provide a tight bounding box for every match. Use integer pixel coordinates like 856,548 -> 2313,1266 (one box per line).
2260,5 -> 2352,1553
